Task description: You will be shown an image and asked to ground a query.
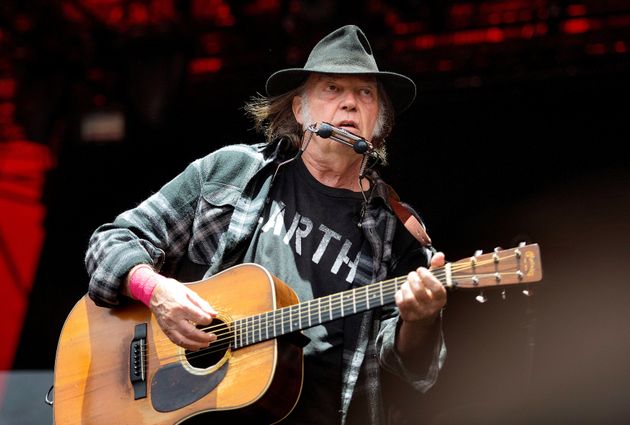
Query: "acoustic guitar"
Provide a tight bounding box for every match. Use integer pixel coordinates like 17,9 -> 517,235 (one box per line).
52,243 -> 542,424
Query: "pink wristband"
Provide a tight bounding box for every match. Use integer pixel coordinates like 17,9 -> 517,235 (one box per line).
128,265 -> 161,307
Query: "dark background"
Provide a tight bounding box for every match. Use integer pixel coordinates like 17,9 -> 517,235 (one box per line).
1,1 -> 629,424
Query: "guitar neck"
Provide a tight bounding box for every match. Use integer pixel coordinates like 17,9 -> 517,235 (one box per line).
231,242 -> 542,349
231,277 -> 402,349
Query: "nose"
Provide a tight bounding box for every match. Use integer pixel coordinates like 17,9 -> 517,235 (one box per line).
340,90 -> 357,111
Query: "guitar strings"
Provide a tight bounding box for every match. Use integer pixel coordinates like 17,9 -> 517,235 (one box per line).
147,253 -> 520,360
147,253 -> 524,365
155,252 -> 516,341
175,268 -> 519,366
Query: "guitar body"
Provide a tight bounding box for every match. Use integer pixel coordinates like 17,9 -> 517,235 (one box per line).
53,263 -> 304,425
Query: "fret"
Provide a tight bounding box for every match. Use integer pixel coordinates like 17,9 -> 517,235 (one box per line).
239,319 -> 243,348
257,313 -> 262,343
280,308 -> 285,335
272,309 -> 277,338
237,319 -> 241,348
352,289 -> 357,314
242,318 -> 247,347
265,311 -> 269,340
249,315 -> 254,344
337,293 -> 346,318
318,298 -> 322,324
379,282 -> 384,306
369,285 -> 377,307
364,286 -> 370,310
288,306 -> 294,333
294,304 -> 300,331
383,280 -> 396,305
307,300 -> 312,328
289,304 -> 299,331
297,303 -> 303,329
251,316 -> 256,344
248,316 -> 253,345
285,307 -> 291,335
328,296 -> 333,320
288,305 -> 293,332
249,315 -> 254,345
251,316 -> 256,345
244,316 -> 248,346
277,309 -> 283,337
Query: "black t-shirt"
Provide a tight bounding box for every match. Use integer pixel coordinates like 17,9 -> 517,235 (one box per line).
242,157 -> 367,424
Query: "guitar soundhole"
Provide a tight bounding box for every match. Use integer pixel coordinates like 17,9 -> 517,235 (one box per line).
185,318 -> 230,370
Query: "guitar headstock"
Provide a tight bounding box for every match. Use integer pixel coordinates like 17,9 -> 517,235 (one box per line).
445,243 -> 542,294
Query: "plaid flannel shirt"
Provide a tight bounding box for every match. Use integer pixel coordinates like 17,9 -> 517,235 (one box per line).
85,142 -> 446,424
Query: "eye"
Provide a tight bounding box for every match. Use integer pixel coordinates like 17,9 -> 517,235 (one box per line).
325,83 -> 338,92
359,87 -> 375,101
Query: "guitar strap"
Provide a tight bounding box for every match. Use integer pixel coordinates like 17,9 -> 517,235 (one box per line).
388,191 -> 432,248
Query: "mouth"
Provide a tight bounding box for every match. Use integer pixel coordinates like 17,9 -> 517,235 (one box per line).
336,120 -> 359,132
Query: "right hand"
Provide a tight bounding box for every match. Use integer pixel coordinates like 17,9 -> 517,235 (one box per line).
149,277 -> 218,351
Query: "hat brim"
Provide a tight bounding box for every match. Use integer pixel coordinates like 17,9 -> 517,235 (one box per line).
265,69 -> 417,114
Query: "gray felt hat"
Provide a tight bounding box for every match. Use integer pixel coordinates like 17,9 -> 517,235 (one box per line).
265,25 -> 417,114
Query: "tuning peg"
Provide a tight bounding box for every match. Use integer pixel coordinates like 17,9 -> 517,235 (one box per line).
501,290 -> 507,300
475,291 -> 488,303
472,250 -> 482,267
518,241 -> 526,247
522,288 -> 534,297
493,246 -> 502,263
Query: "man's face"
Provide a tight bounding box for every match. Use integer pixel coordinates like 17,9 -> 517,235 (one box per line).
293,74 -> 380,144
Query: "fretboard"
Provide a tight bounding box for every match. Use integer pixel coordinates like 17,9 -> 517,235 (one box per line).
231,275 -> 411,349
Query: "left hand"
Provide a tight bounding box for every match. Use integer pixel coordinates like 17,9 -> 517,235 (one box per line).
395,252 -> 447,325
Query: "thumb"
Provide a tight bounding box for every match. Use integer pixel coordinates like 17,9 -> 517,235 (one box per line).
430,251 -> 446,269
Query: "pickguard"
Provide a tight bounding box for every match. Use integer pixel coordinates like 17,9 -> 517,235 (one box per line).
151,360 -> 229,412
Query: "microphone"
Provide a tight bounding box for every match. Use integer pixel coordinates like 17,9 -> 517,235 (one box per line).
306,122 -> 373,154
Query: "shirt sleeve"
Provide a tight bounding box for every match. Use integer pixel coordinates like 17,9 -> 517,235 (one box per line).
84,158 -> 204,307
377,311 -> 446,393
376,210 -> 446,392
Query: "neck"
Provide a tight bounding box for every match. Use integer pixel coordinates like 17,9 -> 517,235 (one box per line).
301,143 -> 367,192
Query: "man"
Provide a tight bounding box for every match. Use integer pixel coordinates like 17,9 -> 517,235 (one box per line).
85,24 -> 447,424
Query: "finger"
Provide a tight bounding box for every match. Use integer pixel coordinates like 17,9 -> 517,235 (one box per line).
169,329 -> 210,351
166,329 -> 193,350
175,323 -> 216,350
179,319 -> 216,344
183,298 -> 215,326
406,271 -> 434,303
417,267 -> 445,294
399,276 -> 424,308
396,283 -> 425,322
187,289 -> 218,318
430,251 -> 446,269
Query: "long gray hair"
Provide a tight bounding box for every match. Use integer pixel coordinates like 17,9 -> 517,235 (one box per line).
243,77 -> 395,163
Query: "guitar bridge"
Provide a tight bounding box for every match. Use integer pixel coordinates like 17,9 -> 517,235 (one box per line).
129,323 -> 147,399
